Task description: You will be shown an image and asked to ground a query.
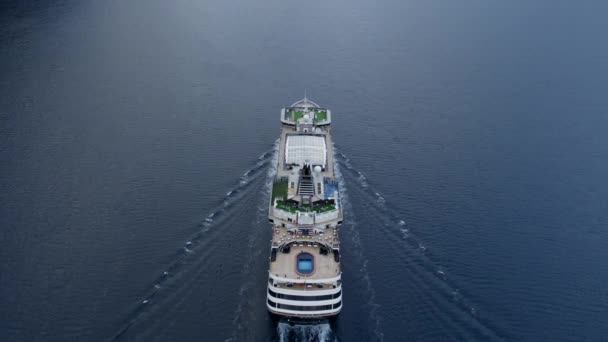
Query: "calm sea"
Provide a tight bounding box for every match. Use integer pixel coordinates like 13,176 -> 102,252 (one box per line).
2,0 -> 607,341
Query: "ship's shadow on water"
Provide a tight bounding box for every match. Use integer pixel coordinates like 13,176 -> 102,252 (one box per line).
276,321 -> 337,342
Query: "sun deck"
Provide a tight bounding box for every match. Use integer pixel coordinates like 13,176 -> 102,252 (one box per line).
269,225 -> 340,285
270,245 -> 339,280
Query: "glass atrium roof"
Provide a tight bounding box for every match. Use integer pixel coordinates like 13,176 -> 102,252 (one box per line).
285,135 -> 327,167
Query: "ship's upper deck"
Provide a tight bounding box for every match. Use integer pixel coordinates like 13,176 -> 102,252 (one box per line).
268,98 -> 342,286
270,98 -> 342,229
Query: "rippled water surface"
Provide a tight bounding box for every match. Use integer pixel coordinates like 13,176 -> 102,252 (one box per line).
2,1 -> 608,341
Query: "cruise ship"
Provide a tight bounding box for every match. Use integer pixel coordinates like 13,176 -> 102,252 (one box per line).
267,98 -> 343,322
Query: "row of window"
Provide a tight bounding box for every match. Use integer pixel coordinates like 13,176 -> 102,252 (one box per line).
268,288 -> 341,301
268,298 -> 341,311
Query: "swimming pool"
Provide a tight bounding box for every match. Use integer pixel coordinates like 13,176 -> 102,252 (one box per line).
296,253 -> 314,274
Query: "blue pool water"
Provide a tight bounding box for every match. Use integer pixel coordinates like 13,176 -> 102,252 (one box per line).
297,254 -> 314,274
298,261 -> 313,272
323,180 -> 339,200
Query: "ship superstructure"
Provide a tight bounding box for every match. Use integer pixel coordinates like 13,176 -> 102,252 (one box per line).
267,98 -> 343,321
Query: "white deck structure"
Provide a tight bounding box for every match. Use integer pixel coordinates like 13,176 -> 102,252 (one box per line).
285,135 -> 327,167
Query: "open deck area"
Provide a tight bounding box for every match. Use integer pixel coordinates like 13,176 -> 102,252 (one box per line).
284,108 -> 329,124
269,225 -> 341,284
270,242 -> 340,281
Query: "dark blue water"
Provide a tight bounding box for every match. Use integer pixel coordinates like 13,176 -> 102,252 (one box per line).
2,1 -> 607,341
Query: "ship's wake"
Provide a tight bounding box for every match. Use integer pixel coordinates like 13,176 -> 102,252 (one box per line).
277,322 -> 337,342
107,139 -> 506,341
334,159 -> 384,341
334,150 -> 507,341
228,141 -> 279,339
108,141 -> 279,342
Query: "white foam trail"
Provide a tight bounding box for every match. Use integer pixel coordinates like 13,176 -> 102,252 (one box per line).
338,151 -> 353,169
335,157 -> 385,341
108,142 -> 286,341
228,139 -> 279,341
335,150 -> 506,341
452,289 -> 462,302
357,171 -> 368,188
203,212 -> 216,225
375,192 -> 385,205
277,322 -> 335,342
